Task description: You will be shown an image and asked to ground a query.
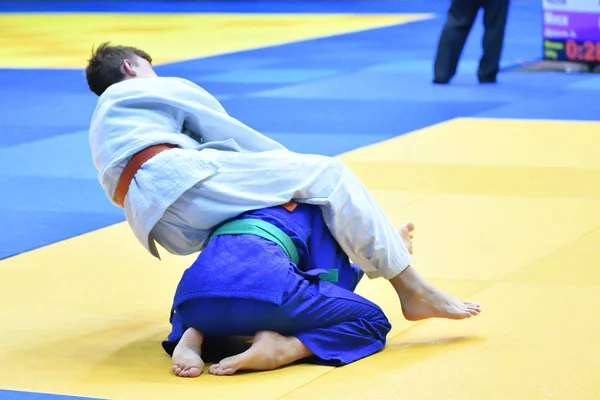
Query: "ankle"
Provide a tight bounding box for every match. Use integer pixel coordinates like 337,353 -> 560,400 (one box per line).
389,266 -> 429,299
180,328 -> 204,352
280,336 -> 312,363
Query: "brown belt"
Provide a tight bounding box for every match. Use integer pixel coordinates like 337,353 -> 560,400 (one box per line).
114,143 -> 178,208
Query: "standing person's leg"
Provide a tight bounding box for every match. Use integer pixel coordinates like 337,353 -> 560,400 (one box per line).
478,0 -> 510,82
433,0 -> 481,83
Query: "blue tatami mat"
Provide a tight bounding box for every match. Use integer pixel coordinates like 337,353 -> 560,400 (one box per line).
0,390 -> 101,400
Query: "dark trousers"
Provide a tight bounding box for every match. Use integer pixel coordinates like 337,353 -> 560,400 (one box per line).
433,0 -> 510,82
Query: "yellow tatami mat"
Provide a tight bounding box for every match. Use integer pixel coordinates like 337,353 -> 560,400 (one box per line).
0,13 -> 430,68
1,117 -> 600,399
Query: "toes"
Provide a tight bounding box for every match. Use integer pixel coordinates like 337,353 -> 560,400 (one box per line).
448,303 -> 480,319
217,368 -> 235,375
209,364 -> 223,375
173,364 -> 203,378
185,367 -> 202,377
462,302 -> 481,316
209,364 -> 235,376
399,222 -> 415,234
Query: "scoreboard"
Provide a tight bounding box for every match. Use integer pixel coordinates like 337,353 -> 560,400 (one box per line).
542,0 -> 600,63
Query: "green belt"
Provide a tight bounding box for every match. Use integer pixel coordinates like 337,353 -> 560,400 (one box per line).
209,218 -> 338,282
210,218 -> 300,265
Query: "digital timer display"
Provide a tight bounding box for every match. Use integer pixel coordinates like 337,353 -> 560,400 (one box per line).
544,39 -> 600,63
565,40 -> 600,62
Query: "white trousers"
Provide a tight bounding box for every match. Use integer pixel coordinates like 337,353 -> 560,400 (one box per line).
151,149 -> 412,279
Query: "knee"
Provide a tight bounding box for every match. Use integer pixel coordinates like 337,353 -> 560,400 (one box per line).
449,17 -> 474,31
364,307 -> 392,341
376,312 -> 392,335
445,10 -> 476,31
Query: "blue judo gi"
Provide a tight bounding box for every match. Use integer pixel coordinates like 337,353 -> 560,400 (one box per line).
162,203 -> 392,366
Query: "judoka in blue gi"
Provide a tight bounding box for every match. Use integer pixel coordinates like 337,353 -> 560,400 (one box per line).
85,43 -> 481,366
163,203 -> 415,377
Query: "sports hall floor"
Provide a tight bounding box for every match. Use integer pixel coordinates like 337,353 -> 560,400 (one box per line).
1,0 -> 599,399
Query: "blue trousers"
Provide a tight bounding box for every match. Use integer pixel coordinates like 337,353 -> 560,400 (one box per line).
164,261 -> 391,366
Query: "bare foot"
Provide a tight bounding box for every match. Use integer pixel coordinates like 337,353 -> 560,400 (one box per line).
172,328 -> 205,378
208,331 -> 312,376
390,266 -> 481,321
399,222 -> 415,254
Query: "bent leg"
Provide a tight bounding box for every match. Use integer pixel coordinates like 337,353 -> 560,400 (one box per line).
287,280 -> 392,366
154,148 -> 412,280
294,310 -> 390,366
202,275 -> 392,375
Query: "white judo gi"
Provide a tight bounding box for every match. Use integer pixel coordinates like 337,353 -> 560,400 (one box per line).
89,76 -> 412,279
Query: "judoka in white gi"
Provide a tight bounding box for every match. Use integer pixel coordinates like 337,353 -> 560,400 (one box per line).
85,43 -> 480,364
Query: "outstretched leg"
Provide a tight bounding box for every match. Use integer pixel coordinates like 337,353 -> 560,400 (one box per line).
153,149 -> 413,280
172,327 -> 205,377
154,151 -> 480,322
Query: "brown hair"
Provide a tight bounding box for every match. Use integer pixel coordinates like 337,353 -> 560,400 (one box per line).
85,42 -> 153,96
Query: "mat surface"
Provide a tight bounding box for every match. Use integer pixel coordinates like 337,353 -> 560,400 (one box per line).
1,1 -> 599,399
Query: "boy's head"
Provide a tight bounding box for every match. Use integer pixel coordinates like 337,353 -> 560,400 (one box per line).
85,42 -> 156,96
